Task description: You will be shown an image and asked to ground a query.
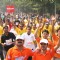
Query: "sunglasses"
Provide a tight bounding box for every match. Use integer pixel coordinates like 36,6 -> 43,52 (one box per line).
40,43 -> 48,45
16,39 -> 23,41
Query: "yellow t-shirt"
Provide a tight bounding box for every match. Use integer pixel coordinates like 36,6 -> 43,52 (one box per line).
54,25 -> 60,31
42,25 -> 52,35
31,29 -> 36,34
24,19 -> 28,26
19,28 -> 26,35
15,27 -> 26,35
0,26 -> 3,43
0,26 -> 3,35
15,27 -> 20,35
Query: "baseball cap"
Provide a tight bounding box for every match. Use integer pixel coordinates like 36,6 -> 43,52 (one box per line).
16,35 -> 24,40
40,39 -> 48,44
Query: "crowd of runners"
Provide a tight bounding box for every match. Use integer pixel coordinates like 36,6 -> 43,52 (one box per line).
0,13 -> 60,60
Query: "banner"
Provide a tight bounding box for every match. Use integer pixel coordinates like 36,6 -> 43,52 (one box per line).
6,5 -> 14,13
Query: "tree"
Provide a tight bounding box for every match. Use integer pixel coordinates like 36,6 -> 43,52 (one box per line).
0,0 -> 60,14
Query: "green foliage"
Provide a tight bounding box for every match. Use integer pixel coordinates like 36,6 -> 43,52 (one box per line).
0,0 -> 60,14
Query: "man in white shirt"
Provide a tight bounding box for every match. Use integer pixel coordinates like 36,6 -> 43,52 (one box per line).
22,26 -> 37,51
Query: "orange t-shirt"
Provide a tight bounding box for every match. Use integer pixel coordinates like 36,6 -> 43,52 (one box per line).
52,33 -> 60,58
32,48 -> 55,60
6,46 -> 33,60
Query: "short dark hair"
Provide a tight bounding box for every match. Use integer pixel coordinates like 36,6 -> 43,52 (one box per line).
42,30 -> 49,34
56,27 -> 60,32
27,26 -> 32,30
3,26 -> 8,29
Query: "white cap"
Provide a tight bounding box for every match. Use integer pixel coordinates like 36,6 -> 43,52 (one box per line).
16,35 -> 24,40
40,39 -> 48,44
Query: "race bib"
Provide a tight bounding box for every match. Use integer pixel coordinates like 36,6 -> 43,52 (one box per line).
15,56 -> 25,60
28,42 -> 33,44
5,39 -> 12,45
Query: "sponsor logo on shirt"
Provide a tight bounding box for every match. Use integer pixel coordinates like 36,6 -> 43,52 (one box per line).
15,56 -> 26,60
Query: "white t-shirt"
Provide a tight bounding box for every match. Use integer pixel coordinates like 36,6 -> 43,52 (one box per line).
22,32 -> 36,50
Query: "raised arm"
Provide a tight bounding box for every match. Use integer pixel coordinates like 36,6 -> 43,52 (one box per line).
51,16 -> 56,34
54,36 -> 60,51
34,19 -> 45,38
